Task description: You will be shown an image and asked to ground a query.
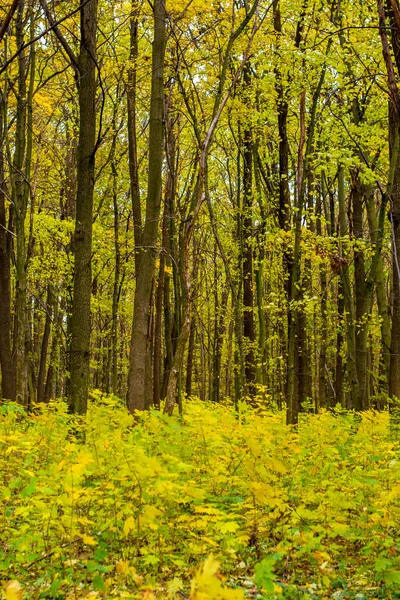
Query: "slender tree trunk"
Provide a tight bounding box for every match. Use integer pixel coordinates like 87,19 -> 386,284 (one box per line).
111,149 -> 120,396
186,319 -> 195,398
335,277 -> 344,407
44,294 -> 61,402
241,68 -> 256,397
273,0 -> 292,409
242,138 -> 256,395
12,1 -> 31,407
351,173 -> 369,410
0,92 -> 15,401
161,248 -> 174,400
37,286 -> 54,403
154,109 -> 176,408
316,188 -> 327,408
153,226 -> 166,409
213,279 -> 228,403
254,143 -> 267,389
338,165 -> 358,409
389,116 -> 400,405
127,3 -> 142,273
366,192 -> 390,390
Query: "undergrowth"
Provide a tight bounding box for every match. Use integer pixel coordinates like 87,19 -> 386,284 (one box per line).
1,394 -> 400,598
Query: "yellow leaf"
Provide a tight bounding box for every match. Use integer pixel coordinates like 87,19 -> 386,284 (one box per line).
167,577 -> 183,597
133,573 -> 144,586
116,560 -> 130,575
123,515 -> 135,536
2,581 -> 23,600
81,534 -> 97,546
217,521 -> 240,534
265,458 -> 287,474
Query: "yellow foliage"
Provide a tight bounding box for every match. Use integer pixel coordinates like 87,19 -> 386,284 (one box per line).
190,557 -> 244,600
0,399 -> 399,598
2,582 -> 23,600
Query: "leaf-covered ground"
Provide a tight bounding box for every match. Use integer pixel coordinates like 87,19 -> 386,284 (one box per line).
1,395 -> 400,599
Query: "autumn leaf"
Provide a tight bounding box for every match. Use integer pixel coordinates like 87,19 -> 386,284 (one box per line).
2,581 -> 23,600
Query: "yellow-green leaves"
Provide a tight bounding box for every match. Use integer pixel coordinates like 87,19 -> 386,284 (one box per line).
190,556 -> 244,600
1,398 -> 400,598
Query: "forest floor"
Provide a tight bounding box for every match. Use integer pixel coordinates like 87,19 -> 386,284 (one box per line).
1,394 -> 400,599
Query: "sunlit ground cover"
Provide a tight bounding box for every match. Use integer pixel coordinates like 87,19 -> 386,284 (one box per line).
1,395 -> 400,599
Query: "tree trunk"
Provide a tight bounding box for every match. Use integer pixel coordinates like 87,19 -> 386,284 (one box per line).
69,0 -> 98,414
316,187 -> 327,409
12,1 -> 32,407
376,0 -> 400,408
0,91 -> 15,401
338,165 -> 358,409
111,144 -> 121,396
242,105 -> 256,397
186,319 -> 196,398
37,286 -> 54,403
389,114 -> 400,405
351,174 -> 368,410
127,0 -> 166,413
365,192 -> 390,391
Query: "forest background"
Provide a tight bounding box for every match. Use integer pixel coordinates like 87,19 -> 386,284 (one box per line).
3,0 -> 400,422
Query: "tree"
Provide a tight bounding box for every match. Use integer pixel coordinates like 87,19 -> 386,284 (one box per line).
127,0 -> 166,413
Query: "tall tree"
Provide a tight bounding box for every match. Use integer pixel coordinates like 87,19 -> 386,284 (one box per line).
68,0 -> 98,414
127,0 -> 166,413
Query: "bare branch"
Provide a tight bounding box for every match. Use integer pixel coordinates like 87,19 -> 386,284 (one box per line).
39,0 -> 79,74
0,0 -> 19,44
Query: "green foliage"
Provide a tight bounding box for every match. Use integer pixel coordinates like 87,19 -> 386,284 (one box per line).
1,397 -> 400,598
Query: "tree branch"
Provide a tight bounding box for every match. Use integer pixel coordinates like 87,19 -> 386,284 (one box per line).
39,0 -> 79,74
0,0 -> 19,44
0,0 -> 92,75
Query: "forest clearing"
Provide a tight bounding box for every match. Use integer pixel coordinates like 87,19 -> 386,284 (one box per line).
2,0 -> 400,597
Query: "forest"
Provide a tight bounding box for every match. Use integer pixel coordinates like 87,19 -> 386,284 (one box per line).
1,0 -> 400,597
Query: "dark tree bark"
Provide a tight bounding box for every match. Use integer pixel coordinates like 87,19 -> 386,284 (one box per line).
69,0 -> 98,414
0,91 -> 15,401
12,1 -> 33,407
242,68 -> 256,396
376,0 -> 400,407
0,0 -> 19,43
109,129 -> 121,393
316,187 -> 328,409
127,3 -> 142,272
127,0 -> 166,413
365,192 -> 390,390
185,319 -> 196,398
351,174 -> 368,410
338,166 -> 358,409
37,286 -> 54,403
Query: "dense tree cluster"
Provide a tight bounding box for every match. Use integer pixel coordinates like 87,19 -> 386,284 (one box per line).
1,0 -> 400,423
